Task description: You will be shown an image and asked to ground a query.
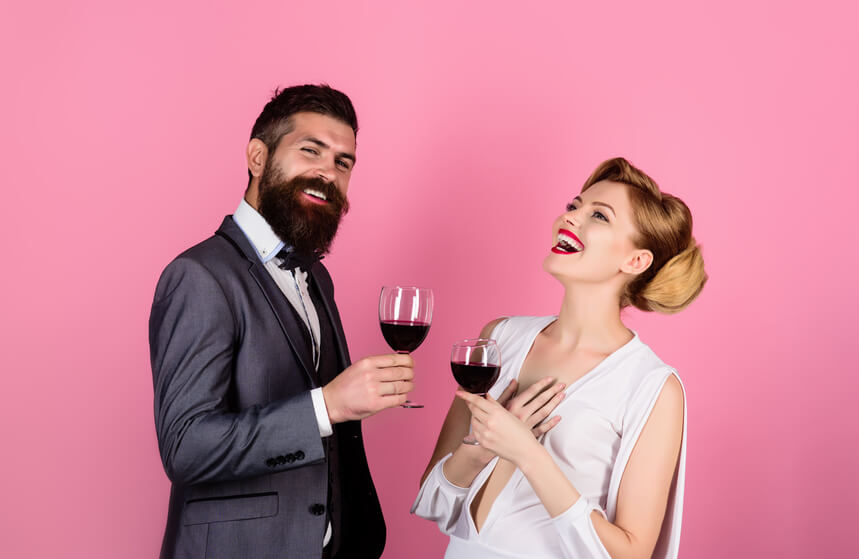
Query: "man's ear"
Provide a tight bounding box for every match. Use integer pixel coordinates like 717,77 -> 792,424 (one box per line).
621,249 -> 653,276
246,138 -> 268,179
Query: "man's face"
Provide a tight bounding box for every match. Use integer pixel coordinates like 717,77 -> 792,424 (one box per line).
256,112 -> 356,255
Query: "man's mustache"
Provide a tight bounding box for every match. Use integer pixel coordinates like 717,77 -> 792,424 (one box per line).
283,176 -> 349,213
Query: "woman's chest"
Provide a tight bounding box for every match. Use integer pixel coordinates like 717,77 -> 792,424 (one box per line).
516,343 -> 609,392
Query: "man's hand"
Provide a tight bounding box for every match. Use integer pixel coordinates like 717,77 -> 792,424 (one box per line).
322,354 -> 415,423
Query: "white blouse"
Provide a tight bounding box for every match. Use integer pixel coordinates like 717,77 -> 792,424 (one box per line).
411,316 -> 687,558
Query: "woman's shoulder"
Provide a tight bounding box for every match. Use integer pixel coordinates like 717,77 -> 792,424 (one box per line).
625,335 -> 680,379
609,335 -> 684,403
486,315 -> 555,335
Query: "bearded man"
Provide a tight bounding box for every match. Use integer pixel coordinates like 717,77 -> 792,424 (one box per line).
149,85 -> 414,559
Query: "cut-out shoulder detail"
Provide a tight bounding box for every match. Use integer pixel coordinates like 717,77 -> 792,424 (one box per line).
479,317 -> 508,339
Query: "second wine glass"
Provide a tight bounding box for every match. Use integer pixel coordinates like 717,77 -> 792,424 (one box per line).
451,338 -> 501,444
379,286 -> 433,408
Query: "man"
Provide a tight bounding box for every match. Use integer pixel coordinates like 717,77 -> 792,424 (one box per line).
149,84 -> 414,559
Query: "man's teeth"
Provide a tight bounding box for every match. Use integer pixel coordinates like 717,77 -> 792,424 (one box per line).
556,232 -> 583,252
303,189 -> 327,201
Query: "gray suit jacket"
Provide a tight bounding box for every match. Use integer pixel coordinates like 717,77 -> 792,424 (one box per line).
149,216 -> 385,559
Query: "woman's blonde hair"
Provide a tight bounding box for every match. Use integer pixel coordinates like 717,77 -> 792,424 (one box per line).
582,158 -> 708,314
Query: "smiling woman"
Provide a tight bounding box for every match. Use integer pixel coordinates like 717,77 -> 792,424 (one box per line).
412,157 -> 707,559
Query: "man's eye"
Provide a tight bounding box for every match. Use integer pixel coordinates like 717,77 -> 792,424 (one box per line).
301,147 -> 319,155
593,211 -> 608,222
336,159 -> 351,170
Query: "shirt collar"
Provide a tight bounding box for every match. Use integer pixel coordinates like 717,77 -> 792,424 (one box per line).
233,198 -> 285,263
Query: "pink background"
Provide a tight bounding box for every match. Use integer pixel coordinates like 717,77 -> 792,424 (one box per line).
2,1 -> 857,557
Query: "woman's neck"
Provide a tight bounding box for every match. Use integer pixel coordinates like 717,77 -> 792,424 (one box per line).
550,283 -> 632,354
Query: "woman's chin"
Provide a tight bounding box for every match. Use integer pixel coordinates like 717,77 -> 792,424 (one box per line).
543,253 -> 571,280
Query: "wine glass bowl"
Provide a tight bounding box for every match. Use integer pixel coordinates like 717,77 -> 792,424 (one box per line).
379,286 -> 433,408
451,338 -> 501,444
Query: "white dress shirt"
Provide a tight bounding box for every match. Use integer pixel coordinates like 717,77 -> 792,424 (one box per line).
233,198 -> 334,437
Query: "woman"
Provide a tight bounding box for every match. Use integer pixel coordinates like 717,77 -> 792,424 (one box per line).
412,158 -> 706,558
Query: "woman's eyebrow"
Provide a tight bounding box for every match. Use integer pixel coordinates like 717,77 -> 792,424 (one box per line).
592,201 -> 616,216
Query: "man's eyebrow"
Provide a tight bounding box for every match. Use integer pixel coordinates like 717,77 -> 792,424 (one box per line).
301,136 -> 356,163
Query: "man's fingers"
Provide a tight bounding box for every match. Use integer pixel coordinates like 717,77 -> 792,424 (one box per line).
367,353 -> 414,369
377,379 -> 415,397
375,366 -> 415,382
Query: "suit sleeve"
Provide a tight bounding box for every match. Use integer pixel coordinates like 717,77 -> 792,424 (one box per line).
149,256 -> 326,485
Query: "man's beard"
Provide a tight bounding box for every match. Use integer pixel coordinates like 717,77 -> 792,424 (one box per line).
257,162 -> 350,256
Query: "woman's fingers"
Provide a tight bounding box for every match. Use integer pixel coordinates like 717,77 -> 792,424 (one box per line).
515,380 -> 565,420
523,388 -> 566,427
455,390 -> 491,420
508,376 -> 556,411
496,379 -> 519,407
532,414 -> 562,437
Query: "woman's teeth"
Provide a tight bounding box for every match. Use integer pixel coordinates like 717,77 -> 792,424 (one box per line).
555,232 -> 584,253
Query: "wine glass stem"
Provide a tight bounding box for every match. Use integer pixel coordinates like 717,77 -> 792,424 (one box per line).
398,350 -> 423,408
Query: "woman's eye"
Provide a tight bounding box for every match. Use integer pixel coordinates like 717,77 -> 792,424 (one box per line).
565,203 -> 577,212
593,211 -> 608,222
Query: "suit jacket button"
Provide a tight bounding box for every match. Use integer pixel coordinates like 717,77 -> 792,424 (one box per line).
265,458 -> 277,468
276,455 -> 286,465
295,451 -> 305,460
309,503 -> 325,516
286,453 -> 296,463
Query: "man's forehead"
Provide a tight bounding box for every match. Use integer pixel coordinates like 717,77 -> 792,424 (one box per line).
288,112 -> 354,136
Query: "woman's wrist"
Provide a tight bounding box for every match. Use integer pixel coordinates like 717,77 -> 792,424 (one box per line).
443,445 -> 493,487
454,442 -> 494,468
513,437 -> 550,474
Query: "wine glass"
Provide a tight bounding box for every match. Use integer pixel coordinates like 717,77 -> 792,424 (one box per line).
379,286 -> 433,408
451,338 -> 501,445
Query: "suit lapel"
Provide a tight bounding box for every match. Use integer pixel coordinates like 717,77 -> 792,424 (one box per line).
216,217 -> 317,387
308,265 -> 351,372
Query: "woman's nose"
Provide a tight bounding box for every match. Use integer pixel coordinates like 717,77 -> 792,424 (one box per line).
564,210 -> 580,228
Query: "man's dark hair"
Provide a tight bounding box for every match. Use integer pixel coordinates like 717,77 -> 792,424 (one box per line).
248,84 -> 358,182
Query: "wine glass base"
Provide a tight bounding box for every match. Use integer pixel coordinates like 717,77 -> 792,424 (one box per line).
462,434 -> 480,445
401,400 -> 424,408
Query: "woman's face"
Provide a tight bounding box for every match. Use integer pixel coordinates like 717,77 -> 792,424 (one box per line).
543,180 -> 651,287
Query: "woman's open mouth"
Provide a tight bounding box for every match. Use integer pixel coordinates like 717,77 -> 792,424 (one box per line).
552,229 -> 584,254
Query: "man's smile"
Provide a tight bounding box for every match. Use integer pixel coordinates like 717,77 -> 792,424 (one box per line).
302,188 -> 330,205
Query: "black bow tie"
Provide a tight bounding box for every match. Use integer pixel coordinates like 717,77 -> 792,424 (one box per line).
276,248 -> 321,271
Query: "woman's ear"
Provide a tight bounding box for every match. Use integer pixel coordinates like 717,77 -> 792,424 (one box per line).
621,249 -> 653,276
246,138 -> 268,179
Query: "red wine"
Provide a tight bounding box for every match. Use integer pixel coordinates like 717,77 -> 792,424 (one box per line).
380,320 -> 430,353
451,361 -> 500,394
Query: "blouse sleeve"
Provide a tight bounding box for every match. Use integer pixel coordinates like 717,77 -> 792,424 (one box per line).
551,496 -> 612,558
410,453 -> 471,534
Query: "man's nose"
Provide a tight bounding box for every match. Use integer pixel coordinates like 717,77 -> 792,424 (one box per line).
314,160 -> 336,182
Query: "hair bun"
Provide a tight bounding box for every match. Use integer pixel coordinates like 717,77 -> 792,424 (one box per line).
639,240 -> 707,314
